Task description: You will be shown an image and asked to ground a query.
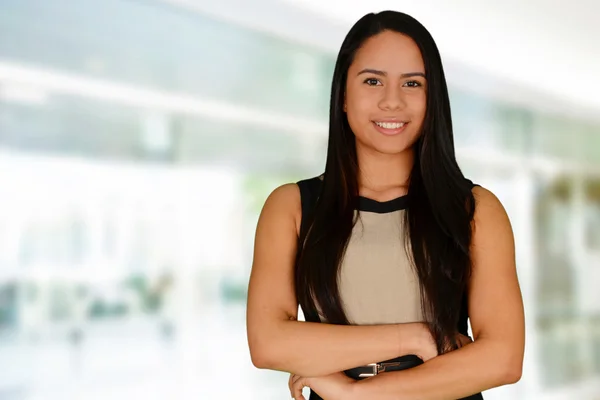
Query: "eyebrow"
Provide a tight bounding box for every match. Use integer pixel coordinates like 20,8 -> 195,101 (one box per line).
357,68 -> 426,79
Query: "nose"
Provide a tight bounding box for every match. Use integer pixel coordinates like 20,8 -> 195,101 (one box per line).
378,85 -> 407,111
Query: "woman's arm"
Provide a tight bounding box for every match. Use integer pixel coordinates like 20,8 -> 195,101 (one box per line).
246,184 -> 435,377
350,186 -> 526,400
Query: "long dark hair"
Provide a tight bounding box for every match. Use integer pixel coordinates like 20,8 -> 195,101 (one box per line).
294,10 -> 476,354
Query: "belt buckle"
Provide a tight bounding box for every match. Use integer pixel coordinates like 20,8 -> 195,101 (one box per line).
358,363 -> 379,378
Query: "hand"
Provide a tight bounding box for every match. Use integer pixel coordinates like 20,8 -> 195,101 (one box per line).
407,324 -> 473,361
442,332 -> 474,353
456,333 -> 473,348
289,373 -> 309,400
408,322 -> 438,362
289,372 -> 357,400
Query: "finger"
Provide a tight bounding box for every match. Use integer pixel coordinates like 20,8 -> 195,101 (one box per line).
293,384 -> 305,400
292,378 -> 306,400
294,388 -> 306,400
290,375 -> 304,400
290,375 -> 307,400
291,374 -> 303,385
458,334 -> 473,347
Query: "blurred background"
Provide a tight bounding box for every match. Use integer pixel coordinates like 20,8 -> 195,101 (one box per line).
0,0 -> 599,399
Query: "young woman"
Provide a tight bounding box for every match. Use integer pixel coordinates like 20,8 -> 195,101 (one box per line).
246,10 -> 525,400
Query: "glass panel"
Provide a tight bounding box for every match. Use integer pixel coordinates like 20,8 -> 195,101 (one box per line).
531,114 -> 579,160
450,90 -> 530,153
579,124 -> 600,164
0,0 -> 334,120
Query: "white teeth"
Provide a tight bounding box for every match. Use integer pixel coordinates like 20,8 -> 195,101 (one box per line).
375,121 -> 405,129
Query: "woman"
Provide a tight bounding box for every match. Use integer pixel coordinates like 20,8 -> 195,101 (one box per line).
246,10 -> 525,400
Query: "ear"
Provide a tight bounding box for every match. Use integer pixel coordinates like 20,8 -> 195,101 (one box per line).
343,93 -> 347,112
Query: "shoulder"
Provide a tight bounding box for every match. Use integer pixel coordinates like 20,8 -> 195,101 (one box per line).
263,175 -> 322,210
259,179 -> 312,238
471,185 -> 508,220
470,185 -> 514,249
262,183 -> 301,216
256,183 -> 301,239
462,178 -> 506,217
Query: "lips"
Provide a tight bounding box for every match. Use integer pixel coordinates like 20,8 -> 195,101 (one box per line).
372,120 -> 409,136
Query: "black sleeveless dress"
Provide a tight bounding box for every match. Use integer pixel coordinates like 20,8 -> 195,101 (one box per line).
296,176 -> 484,400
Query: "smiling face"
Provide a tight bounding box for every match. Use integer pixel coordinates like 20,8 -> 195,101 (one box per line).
344,30 -> 427,155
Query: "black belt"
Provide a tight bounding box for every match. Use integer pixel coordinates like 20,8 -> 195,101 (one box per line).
309,354 -> 484,400
344,354 -> 423,380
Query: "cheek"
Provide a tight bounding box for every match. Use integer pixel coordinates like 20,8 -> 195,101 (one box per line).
346,89 -> 371,112
408,92 -> 427,120
345,94 -> 373,130
409,90 -> 427,108
345,109 -> 363,138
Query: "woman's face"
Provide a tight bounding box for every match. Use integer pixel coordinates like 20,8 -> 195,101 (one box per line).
345,30 -> 427,155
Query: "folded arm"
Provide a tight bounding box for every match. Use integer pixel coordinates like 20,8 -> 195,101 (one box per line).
246,184 -> 432,377
351,186 -> 526,399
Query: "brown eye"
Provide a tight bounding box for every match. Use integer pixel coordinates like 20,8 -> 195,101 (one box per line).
364,78 -> 381,86
404,80 -> 422,87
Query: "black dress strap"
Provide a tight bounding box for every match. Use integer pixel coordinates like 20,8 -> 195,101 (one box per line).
296,176 -> 323,233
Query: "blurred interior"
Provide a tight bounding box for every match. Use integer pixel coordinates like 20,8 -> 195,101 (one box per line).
0,0 -> 599,399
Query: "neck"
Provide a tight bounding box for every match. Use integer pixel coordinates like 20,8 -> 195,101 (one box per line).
356,145 -> 414,194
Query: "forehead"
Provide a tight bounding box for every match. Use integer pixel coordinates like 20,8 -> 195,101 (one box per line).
350,30 -> 424,73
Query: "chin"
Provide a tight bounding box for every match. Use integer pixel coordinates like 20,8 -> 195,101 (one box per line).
366,132 -> 419,155
375,143 -> 414,155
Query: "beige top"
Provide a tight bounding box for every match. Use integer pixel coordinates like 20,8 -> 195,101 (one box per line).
337,209 -> 424,325
298,176 -> 425,326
